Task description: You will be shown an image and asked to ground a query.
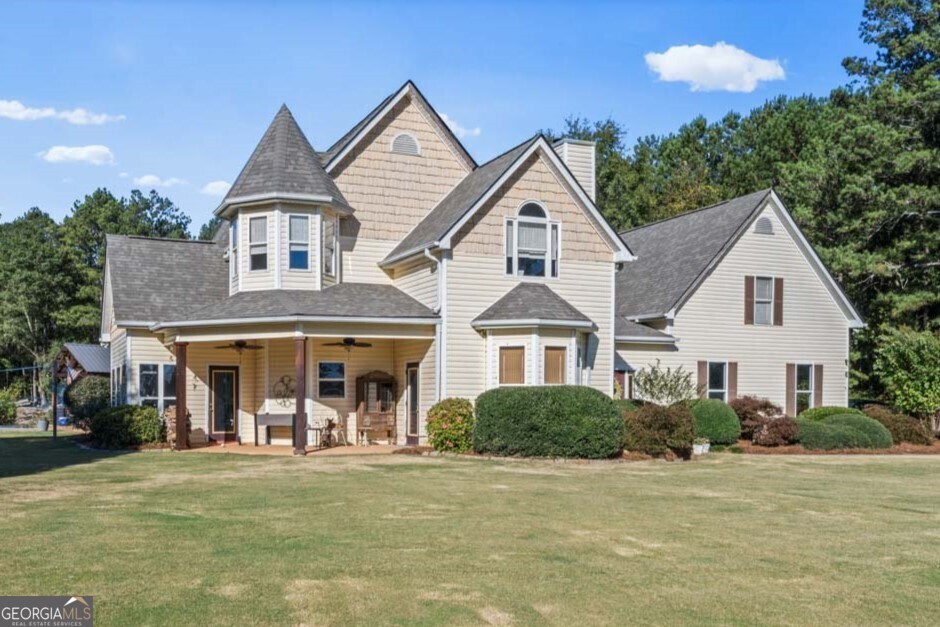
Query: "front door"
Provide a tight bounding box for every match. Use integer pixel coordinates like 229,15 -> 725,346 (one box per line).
406,363 -> 419,445
209,366 -> 239,442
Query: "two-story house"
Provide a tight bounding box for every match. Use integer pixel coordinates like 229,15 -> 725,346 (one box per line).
100,81 -> 863,453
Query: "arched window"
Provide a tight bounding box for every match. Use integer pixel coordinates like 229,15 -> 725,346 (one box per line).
505,202 -> 560,278
390,133 -> 421,156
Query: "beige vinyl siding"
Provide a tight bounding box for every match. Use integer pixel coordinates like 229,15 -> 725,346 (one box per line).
340,237 -> 395,284
238,207 -> 276,291
394,339 -> 436,442
617,203 -> 851,409
553,141 -> 595,200
393,256 -> 438,309
279,206 -> 320,290
333,95 -> 470,242
109,327 -> 126,371
184,343 -> 257,445
445,150 -> 616,399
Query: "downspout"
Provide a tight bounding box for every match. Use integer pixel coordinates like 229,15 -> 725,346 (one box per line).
424,249 -> 443,402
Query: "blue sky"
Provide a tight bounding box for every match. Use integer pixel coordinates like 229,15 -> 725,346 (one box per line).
0,0 -> 870,231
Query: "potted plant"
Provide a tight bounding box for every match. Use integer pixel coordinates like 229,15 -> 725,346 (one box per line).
693,437 -> 708,456
36,411 -> 50,432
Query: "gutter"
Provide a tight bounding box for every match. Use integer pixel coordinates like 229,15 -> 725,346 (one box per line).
149,315 -> 440,332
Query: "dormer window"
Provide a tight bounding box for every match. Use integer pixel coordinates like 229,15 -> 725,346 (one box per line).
249,216 -> 268,271
288,215 -> 310,270
322,216 -> 336,277
391,133 -> 420,156
505,202 -> 560,278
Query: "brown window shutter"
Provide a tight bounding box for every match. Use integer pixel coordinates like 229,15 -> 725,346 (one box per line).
544,347 -> 567,385
499,347 -> 525,385
785,363 -> 796,416
697,361 -> 707,398
744,276 -> 755,325
813,364 -> 824,407
727,362 -> 738,401
773,277 -> 784,326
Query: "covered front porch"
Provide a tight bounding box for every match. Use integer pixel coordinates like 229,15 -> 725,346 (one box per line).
161,321 -> 437,454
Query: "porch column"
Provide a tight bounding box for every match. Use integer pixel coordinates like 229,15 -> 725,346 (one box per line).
293,337 -> 307,456
174,342 -> 189,450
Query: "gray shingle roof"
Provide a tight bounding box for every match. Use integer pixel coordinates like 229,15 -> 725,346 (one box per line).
318,90 -> 398,166
106,235 -> 229,323
384,135 -> 539,263
614,318 -> 674,341
223,104 -> 348,206
63,343 -> 110,374
162,283 -> 437,325
617,189 -> 771,319
472,283 -> 592,326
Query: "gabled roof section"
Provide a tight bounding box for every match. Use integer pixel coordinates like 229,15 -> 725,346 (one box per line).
106,235 -> 229,324
615,319 -> 676,344
216,104 -> 350,217
151,283 -> 437,329
382,134 -> 634,266
322,80 -> 477,173
472,283 -> 593,329
62,343 -> 110,375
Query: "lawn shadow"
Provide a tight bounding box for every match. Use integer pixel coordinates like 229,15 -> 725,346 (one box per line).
0,434 -> 132,479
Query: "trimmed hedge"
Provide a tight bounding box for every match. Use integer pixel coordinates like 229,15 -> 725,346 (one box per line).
825,414 -> 893,449
689,399 -> 741,445
797,413 -> 893,450
623,403 -> 694,458
89,405 -> 164,449
798,406 -> 865,421
729,395 -> 783,439
427,398 -> 475,453
863,405 -> 934,445
65,375 -> 111,426
473,386 -> 622,459
751,417 -> 800,447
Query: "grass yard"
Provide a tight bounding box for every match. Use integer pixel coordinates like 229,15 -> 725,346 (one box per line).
2,433 -> 940,626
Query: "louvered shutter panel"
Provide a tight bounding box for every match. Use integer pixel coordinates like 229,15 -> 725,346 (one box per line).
744,276 -> 755,325
785,363 -> 796,417
697,361 -> 707,398
813,364 -> 824,407
774,278 -> 784,326
727,362 -> 738,401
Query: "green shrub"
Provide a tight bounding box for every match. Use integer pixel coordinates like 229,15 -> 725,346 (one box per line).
688,399 -> 741,445
65,375 -> 111,425
729,395 -> 783,439
623,403 -> 694,458
798,419 -> 873,450
473,386 -> 622,459
752,417 -> 800,446
0,388 -> 16,425
798,406 -> 865,421
427,398 -> 475,453
874,327 -> 940,428
863,405 -> 933,445
825,413 -> 893,449
633,360 -> 698,405
616,399 -> 648,414
89,405 -> 164,448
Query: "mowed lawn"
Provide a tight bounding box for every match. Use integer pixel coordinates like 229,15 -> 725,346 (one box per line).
2,434 -> 939,626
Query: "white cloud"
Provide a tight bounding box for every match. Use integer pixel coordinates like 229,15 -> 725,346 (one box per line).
39,145 -> 115,165
118,172 -> 129,178
133,174 -> 186,188
644,42 -> 785,93
200,180 -> 231,197
440,113 -> 481,138
0,100 -> 125,124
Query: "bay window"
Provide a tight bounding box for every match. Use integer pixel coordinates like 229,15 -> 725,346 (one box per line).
288,215 -> 310,270
322,216 -> 336,277
249,217 -> 267,271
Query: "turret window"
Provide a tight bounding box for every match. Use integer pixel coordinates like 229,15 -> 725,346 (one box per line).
322,216 -> 336,277
288,215 -> 310,270
249,217 -> 268,271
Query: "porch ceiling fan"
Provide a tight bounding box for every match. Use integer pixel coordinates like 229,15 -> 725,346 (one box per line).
323,337 -> 373,352
215,340 -> 263,354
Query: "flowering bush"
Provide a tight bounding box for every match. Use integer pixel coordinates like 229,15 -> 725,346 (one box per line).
427,398 -> 475,453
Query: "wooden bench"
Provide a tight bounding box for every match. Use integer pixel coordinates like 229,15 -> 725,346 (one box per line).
254,413 -> 295,446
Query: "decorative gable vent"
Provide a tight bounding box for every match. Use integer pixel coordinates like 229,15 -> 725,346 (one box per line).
754,217 -> 774,235
391,133 -> 421,156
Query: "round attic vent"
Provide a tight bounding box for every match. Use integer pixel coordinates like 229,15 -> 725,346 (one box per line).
754,217 -> 774,235
391,133 -> 421,156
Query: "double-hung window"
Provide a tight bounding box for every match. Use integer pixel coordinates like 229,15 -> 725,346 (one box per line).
796,364 -> 813,414
322,217 -> 336,277
318,362 -> 345,398
249,217 -> 267,271
505,203 -> 560,278
230,218 -> 239,277
707,361 -> 727,401
139,363 -> 176,413
755,277 -> 774,325
288,215 -> 310,270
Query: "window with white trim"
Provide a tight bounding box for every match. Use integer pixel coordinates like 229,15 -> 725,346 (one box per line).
230,218 -> 239,277
288,215 -> 310,270
796,364 -> 813,414
505,202 -> 560,278
498,347 -> 525,385
707,361 -> 727,401
249,217 -> 267,271
755,277 -> 774,325
138,363 -> 176,413
322,216 -> 336,277
318,361 -> 345,398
